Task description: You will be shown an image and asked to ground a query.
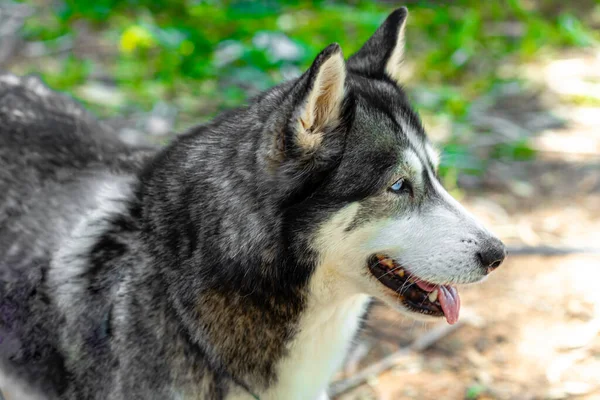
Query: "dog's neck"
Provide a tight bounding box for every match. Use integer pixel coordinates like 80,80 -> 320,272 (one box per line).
138,235 -> 368,399
256,266 -> 370,400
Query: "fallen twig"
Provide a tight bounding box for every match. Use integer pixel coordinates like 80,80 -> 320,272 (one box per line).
329,313 -> 477,397
329,347 -> 411,397
507,245 -> 600,256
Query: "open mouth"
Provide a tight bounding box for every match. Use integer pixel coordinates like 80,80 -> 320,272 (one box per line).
368,254 -> 461,324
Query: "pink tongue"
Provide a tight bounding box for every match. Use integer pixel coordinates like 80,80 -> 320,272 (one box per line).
438,286 -> 461,325
415,281 -> 461,325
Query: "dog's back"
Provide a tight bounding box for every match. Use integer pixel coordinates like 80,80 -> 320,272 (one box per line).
0,73 -> 154,273
0,73 -> 151,218
0,73 -> 151,398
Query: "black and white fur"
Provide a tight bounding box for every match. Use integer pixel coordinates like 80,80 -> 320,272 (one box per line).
0,8 -> 505,399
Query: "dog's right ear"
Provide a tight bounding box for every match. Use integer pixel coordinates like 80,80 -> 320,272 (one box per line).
347,7 -> 408,85
277,43 -> 346,158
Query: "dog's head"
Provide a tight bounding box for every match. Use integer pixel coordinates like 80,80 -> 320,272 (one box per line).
262,8 -> 505,324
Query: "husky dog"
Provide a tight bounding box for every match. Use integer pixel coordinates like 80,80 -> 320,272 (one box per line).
0,7 -> 505,400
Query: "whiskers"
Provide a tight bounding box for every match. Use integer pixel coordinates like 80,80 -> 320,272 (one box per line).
376,264 -> 403,280
369,258 -> 415,297
395,277 -> 414,297
369,257 -> 442,303
369,257 -> 404,281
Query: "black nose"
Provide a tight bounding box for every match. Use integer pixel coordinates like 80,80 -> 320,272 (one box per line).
477,238 -> 506,272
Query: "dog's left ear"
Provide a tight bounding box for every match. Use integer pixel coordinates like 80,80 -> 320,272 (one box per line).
347,7 -> 408,85
270,44 -> 346,163
291,43 -> 346,154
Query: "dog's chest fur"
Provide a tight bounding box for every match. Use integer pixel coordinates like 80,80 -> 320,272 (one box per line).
256,294 -> 369,400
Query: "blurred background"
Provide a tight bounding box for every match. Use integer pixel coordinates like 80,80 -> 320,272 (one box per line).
1,0 -> 599,399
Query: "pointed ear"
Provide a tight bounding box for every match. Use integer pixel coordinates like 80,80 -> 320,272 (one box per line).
347,7 -> 408,85
293,43 -> 346,153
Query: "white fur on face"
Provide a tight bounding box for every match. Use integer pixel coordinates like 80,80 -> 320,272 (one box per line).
309,148 -> 498,316
370,145 -> 492,286
401,149 -> 424,186
366,201 -> 490,286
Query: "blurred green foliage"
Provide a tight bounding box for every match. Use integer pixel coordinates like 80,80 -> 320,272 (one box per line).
465,383 -> 488,399
12,0 -> 600,182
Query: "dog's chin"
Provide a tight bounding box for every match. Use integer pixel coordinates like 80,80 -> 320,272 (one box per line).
366,254 -> 463,325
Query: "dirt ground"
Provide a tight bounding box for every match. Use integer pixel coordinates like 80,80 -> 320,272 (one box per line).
331,52 -> 600,400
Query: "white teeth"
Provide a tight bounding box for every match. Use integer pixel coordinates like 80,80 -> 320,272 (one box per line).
428,289 -> 439,303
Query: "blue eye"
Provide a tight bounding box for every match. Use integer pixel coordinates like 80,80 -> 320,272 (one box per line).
389,178 -> 412,195
390,179 -> 404,191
